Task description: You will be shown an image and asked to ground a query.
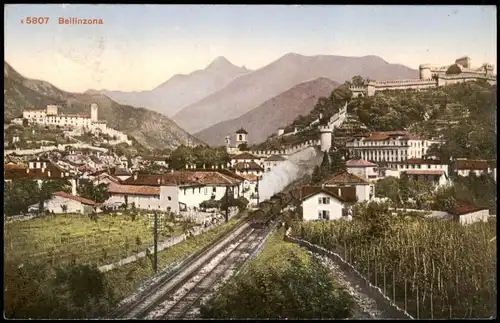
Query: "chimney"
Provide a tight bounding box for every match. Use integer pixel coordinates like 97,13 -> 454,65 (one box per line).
338,188 -> 341,196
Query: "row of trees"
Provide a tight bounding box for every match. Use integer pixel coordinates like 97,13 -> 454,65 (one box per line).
375,172 -> 496,212
4,179 -> 111,217
4,179 -> 71,216
167,145 -> 230,170
5,260 -> 118,319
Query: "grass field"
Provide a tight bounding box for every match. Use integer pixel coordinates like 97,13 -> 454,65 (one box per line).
4,212 -> 247,319
105,216 -> 245,304
4,213 -> 184,267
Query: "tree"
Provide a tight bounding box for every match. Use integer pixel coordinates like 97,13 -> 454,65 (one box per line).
4,180 -> 40,216
200,241 -> 353,319
375,176 -> 400,203
311,165 -> 323,184
328,150 -> 346,176
351,75 -> 365,87
77,180 -> 109,203
320,152 -> 330,175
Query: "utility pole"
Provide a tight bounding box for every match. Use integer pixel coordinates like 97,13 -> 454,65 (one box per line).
225,186 -> 229,223
256,177 -> 260,205
153,211 -> 158,273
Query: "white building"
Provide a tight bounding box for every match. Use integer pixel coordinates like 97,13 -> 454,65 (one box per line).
447,205 -> 490,225
402,170 -> 449,187
231,161 -> 264,177
230,152 -> 261,166
106,170 -> 245,214
263,155 -> 287,172
323,172 -> 375,202
239,174 -> 260,205
21,104 -> 132,145
345,159 -> 378,181
451,159 -> 491,178
300,186 -> 356,221
383,158 -> 451,187
41,191 -> 98,215
346,131 -> 442,163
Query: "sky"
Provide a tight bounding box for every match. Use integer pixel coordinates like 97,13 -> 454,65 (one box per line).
4,4 -> 497,92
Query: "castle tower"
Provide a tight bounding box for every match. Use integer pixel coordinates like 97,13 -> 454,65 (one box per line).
419,64 -> 432,80
319,125 -> 333,152
90,103 -> 98,122
235,128 -> 248,145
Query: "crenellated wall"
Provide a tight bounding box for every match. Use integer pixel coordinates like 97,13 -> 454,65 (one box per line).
250,139 -> 322,158
351,57 -> 496,97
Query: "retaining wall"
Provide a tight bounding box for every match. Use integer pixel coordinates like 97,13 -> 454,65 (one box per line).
284,228 -> 414,319
98,210 -> 240,273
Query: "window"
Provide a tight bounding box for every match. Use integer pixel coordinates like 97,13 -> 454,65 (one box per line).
204,188 -> 208,195
342,209 -> 349,217
167,196 -> 171,201
213,187 -> 216,192
318,197 -> 330,204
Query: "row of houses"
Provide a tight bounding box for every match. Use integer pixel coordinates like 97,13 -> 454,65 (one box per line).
344,157 -> 496,187
4,158 -> 260,216
299,175 -> 491,225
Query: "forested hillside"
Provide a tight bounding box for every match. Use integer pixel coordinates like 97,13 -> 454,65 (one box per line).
253,78 -> 497,161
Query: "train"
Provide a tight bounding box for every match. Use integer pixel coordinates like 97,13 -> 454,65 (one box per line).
248,174 -> 310,229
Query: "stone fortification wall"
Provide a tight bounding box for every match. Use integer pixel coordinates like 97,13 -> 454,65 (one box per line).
4,143 -> 108,156
251,139 -> 321,158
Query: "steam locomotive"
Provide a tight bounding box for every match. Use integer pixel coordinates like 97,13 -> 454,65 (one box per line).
248,175 -> 308,229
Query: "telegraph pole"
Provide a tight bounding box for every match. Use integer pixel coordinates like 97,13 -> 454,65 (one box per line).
225,186 -> 229,223
153,211 -> 158,273
256,177 -> 260,205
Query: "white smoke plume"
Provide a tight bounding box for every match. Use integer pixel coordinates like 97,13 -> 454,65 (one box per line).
258,161 -> 300,201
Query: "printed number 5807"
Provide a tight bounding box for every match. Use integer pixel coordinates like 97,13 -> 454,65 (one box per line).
26,17 -> 50,24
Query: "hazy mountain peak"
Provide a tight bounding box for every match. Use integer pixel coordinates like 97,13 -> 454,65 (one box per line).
206,56 -> 240,71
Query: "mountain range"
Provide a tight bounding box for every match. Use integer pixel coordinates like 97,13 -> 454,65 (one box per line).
171,53 -> 418,134
4,62 -> 203,150
91,56 -> 250,117
194,77 -> 340,146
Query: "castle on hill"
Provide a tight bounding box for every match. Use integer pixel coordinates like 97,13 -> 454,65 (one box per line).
14,104 -> 132,145
350,56 -> 496,97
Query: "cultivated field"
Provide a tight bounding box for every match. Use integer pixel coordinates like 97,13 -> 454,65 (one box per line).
292,217 -> 497,319
4,213 -> 184,267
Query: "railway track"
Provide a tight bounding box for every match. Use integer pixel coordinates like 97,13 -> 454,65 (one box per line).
114,220 -> 251,319
114,173 -> 310,320
153,228 -> 268,320
116,224 -> 272,319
